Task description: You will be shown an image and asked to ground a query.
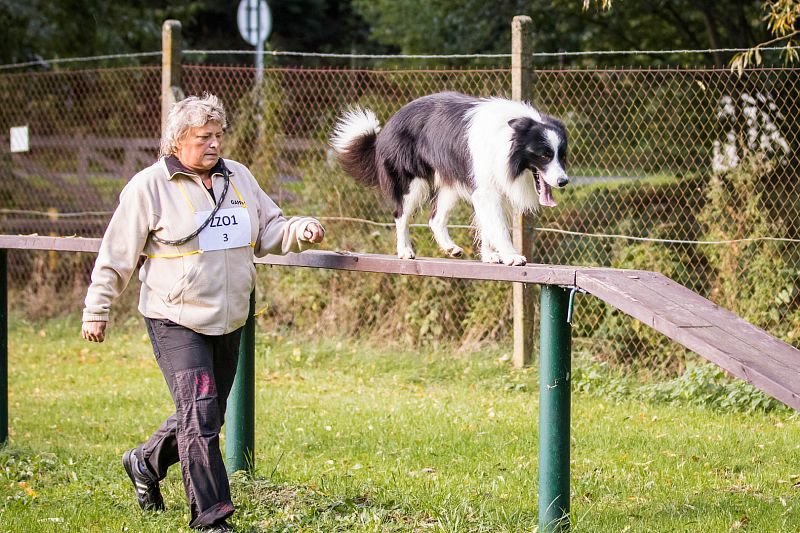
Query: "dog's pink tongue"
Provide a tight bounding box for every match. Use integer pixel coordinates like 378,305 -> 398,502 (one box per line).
538,178 -> 557,207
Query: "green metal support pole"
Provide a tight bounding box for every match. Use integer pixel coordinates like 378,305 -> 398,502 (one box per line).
226,290 -> 255,473
0,250 -> 7,446
539,285 -> 571,532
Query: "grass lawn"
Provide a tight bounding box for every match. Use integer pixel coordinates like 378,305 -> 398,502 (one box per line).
1,316 -> 799,532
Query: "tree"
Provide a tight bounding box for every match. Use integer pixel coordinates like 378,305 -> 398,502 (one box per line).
0,0 -> 195,65
351,0 -> 767,67
588,0 -> 800,72
0,0 -> 386,67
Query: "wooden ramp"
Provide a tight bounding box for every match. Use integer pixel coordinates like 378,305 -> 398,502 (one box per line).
2,236 -> 798,410
576,269 -> 800,411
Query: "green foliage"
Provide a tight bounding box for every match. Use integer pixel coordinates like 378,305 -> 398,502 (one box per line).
732,0 -> 800,72
0,0 -> 199,65
351,0 -> 531,55
573,359 -> 788,414
699,151 -> 800,340
0,1 -> 386,68
0,0 -> 779,71
645,364 -> 786,413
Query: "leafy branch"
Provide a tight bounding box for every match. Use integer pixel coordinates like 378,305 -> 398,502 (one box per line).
731,0 -> 800,73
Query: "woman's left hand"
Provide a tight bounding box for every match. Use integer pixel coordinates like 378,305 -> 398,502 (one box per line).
303,222 -> 325,243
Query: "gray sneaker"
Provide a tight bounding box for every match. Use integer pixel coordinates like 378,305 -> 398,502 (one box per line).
122,448 -> 165,511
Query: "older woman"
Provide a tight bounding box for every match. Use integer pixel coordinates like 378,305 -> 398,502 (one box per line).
81,94 -> 323,532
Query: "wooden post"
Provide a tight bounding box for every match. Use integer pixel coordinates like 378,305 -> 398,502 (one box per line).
161,20 -> 185,136
511,15 -> 535,368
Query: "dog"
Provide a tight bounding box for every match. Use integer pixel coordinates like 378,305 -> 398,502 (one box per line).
330,91 -> 568,266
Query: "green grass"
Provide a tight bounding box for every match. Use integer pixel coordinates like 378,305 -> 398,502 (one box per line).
2,316 -> 800,532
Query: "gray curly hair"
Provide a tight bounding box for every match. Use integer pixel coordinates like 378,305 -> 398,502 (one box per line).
160,93 -> 228,157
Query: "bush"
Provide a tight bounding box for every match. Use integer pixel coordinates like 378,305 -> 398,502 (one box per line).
572,358 -> 788,414
699,150 -> 800,340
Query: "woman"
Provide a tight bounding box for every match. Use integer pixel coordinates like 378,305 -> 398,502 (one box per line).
81,94 -> 324,532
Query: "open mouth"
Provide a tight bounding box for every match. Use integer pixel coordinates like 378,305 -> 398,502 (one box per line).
534,170 -> 557,207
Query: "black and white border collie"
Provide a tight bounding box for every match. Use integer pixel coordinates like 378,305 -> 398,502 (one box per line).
330,91 -> 568,266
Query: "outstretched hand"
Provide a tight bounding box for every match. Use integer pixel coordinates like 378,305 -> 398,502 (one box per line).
303,222 -> 325,244
81,321 -> 107,343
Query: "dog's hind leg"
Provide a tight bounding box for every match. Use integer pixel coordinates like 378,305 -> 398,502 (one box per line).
471,187 -> 527,266
395,178 -> 430,259
429,186 -> 464,258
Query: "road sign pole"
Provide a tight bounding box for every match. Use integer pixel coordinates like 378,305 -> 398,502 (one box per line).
256,36 -> 264,83
237,0 -> 272,85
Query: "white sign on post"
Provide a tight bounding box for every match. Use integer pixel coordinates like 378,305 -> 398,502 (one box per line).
10,126 -> 29,153
237,0 -> 271,82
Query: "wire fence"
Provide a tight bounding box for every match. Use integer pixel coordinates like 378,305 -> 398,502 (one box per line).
1,53 -> 798,372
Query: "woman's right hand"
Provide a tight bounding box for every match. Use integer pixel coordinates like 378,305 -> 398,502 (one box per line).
81,321 -> 107,343
302,222 -> 325,243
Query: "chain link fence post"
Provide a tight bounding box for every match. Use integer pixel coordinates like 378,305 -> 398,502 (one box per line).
512,16 -> 536,368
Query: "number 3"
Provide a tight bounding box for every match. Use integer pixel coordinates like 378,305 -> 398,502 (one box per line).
223,233 -> 228,242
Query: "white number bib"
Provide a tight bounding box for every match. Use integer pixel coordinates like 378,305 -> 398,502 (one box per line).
195,207 -> 251,251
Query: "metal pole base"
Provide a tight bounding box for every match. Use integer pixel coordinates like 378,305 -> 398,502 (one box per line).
226,290 -> 255,473
538,285 -> 571,532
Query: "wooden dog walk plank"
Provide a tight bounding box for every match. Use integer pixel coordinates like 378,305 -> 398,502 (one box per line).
1,236 -> 799,410
258,250 -> 581,285
0,235 -> 101,253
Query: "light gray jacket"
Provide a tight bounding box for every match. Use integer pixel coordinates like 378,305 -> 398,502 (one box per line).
83,157 -> 319,335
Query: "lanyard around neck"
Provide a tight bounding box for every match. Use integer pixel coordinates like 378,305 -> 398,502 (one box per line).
177,175 -> 247,214
150,164 -> 231,246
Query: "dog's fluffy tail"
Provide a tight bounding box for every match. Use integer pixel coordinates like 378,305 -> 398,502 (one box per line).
330,107 -> 381,188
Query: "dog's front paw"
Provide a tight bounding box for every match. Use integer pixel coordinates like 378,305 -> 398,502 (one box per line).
397,246 -> 416,260
501,254 -> 527,266
481,252 -> 502,264
445,245 -> 464,258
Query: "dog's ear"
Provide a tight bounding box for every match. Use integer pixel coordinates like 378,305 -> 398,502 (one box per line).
508,117 -> 535,131
542,115 -> 567,139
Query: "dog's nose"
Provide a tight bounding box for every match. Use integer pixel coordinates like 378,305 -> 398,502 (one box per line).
557,176 -> 569,187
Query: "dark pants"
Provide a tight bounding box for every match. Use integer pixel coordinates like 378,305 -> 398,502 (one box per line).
139,317 -> 242,528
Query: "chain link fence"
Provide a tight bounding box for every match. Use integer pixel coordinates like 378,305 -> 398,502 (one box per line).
1,57 -> 798,372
